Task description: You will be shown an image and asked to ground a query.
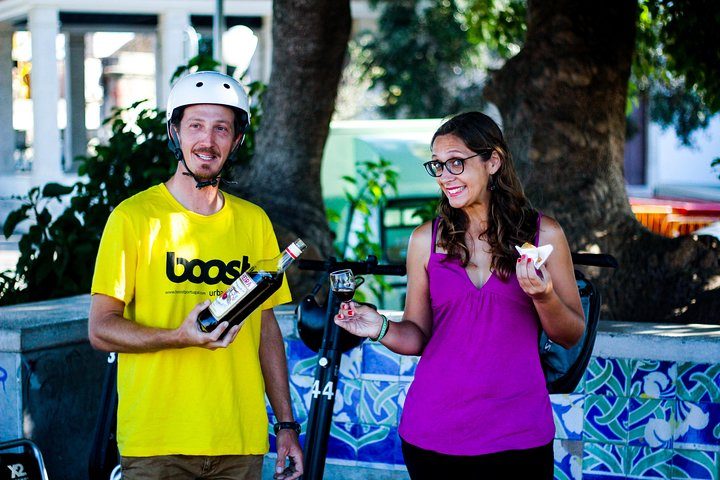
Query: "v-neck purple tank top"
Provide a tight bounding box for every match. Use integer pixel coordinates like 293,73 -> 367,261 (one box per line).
398,217 -> 554,455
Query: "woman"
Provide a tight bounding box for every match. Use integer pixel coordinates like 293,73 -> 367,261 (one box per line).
334,112 -> 584,478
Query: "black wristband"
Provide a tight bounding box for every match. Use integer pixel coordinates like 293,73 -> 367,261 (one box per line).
274,421 -> 301,435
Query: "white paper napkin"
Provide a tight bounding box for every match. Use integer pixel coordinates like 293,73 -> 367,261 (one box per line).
514,242 -> 554,268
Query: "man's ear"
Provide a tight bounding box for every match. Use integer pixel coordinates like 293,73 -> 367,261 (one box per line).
234,134 -> 244,148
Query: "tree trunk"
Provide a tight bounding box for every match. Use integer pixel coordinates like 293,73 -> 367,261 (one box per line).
484,0 -> 720,323
230,0 -> 351,293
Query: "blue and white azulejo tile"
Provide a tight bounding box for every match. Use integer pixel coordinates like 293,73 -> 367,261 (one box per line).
553,439 -> 582,480
630,359 -> 677,399
551,394 -> 584,440
327,422 -> 358,462
625,446 -> 673,479
586,357 -> 632,397
285,338 -> 317,376
333,378 -> 362,424
361,342 -> 400,380
671,449 -> 720,480
677,362 -> 720,403
674,400 -> 720,451
627,398 -> 674,448
582,442 -> 626,478
359,380 -> 400,426
584,394 -> 629,444
355,425 -> 401,466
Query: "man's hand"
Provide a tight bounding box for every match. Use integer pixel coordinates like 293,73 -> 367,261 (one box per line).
274,430 -> 303,480
175,300 -> 241,349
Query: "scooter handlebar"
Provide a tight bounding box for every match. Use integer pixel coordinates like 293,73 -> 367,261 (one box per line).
297,257 -> 406,277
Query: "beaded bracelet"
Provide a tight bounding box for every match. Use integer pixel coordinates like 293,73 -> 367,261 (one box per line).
371,314 -> 389,342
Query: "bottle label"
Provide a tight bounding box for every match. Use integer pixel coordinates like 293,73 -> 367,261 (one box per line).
209,272 -> 258,320
286,243 -> 302,259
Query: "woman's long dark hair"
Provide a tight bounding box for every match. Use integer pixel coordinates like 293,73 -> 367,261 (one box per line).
432,112 -> 537,280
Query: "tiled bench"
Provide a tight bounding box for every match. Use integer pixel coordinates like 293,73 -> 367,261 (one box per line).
271,309 -> 720,480
1,297 -> 718,479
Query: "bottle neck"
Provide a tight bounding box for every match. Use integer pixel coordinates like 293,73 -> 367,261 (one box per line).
276,248 -> 297,273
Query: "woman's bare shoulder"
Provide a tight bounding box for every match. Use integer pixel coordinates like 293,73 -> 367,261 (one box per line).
408,220 -> 435,258
538,214 -> 566,243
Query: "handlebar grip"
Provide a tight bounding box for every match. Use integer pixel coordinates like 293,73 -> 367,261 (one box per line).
297,259 -> 330,272
571,252 -> 619,269
370,264 -> 407,276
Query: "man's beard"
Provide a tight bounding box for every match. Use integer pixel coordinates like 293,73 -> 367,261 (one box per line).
191,147 -> 225,180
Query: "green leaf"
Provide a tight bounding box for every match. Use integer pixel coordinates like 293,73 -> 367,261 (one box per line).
341,175 -> 357,184
3,206 -> 30,238
42,182 -> 74,198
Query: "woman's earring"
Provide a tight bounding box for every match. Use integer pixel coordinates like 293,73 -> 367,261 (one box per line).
488,174 -> 497,191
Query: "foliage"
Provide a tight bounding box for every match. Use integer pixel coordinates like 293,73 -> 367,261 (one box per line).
358,0 -> 488,118
413,198 -> 440,224
1,102 -> 172,305
171,55 -> 221,82
362,0 -> 719,147
329,158 -> 399,302
0,59 -> 265,306
631,0 -> 717,146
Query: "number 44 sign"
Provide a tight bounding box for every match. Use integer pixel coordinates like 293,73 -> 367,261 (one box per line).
310,380 -> 334,399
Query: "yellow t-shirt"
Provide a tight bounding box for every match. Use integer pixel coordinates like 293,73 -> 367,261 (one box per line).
91,184 -> 291,456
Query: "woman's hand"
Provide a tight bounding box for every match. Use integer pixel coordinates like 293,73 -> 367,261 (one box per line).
516,255 -> 554,300
334,301 -> 384,339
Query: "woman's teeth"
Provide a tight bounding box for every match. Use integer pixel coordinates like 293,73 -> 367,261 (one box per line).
446,185 -> 465,196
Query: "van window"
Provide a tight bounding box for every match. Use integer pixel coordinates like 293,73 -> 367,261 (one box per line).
381,198 -> 432,263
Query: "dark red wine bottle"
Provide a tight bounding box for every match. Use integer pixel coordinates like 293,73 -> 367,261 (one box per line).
197,239 -> 306,337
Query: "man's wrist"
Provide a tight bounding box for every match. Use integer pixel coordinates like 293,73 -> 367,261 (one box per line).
274,421 -> 301,435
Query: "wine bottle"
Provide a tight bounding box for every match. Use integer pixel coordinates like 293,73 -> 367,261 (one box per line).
197,238 -> 307,337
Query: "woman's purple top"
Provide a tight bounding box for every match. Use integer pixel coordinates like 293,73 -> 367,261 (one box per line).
398,216 -> 554,455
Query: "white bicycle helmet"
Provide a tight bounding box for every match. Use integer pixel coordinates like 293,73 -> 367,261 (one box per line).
166,71 -> 251,126
166,71 -> 251,189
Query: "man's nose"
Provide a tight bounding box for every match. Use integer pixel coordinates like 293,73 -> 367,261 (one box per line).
197,128 -> 218,144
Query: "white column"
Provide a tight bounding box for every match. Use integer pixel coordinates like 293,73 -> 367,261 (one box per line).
260,15 -> 272,82
156,10 -> 190,109
64,32 -> 86,172
28,6 -> 63,182
0,23 -> 14,173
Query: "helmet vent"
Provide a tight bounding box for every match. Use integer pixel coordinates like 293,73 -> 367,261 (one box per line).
195,82 -> 203,87
223,83 -> 231,89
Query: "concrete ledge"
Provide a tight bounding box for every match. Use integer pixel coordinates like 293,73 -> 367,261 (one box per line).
2,295 -> 719,363
596,320 -> 720,363
0,294 -> 91,352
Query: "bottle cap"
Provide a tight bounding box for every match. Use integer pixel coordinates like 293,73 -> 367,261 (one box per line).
286,238 -> 306,259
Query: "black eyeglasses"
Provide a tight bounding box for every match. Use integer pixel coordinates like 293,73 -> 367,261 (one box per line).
423,149 -> 493,177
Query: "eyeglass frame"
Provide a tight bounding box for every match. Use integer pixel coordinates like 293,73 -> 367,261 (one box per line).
422,149 -> 494,177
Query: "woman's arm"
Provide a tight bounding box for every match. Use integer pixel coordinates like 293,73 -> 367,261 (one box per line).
334,222 -> 435,356
516,216 -> 585,348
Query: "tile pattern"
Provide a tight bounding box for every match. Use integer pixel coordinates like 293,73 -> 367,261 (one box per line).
271,339 -> 720,478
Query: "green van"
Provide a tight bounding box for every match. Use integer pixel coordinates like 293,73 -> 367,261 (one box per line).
321,118 -> 443,309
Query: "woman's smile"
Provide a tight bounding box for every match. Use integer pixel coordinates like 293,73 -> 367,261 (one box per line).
443,184 -> 467,198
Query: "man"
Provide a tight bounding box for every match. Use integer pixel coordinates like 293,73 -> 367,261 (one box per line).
89,71 -> 303,480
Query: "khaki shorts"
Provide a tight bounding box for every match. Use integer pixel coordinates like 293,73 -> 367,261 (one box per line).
120,454 -> 263,480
